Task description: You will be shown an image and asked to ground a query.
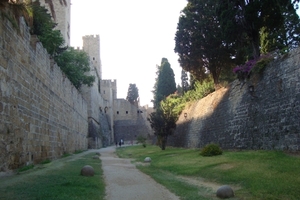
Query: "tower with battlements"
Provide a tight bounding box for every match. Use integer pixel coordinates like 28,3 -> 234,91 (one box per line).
82,35 -> 102,79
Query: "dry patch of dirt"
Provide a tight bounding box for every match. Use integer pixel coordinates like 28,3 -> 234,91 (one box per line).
215,163 -> 235,170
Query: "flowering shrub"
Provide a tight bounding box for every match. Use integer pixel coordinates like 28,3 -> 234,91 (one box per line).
233,54 -> 273,81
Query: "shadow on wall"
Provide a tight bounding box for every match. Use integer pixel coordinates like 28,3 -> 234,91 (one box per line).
170,49 -> 300,151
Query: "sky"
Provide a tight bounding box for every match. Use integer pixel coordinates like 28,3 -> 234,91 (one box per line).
70,0 -> 188,107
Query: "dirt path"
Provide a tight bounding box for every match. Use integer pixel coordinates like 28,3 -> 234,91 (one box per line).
1,146 -> 240,200
99,146 -> 180,200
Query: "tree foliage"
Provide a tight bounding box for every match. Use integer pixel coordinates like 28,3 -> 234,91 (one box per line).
152,58 -> 176,108
31,1 -> 67,57
217,0 -> 300,58
148,98 -> 178,150
1,1 -> 95,90
181,69 -> 189,93
174,0 -> 234,86
126,83 -> 139,105
149,58 -> 177,150
55,47 -> 95,89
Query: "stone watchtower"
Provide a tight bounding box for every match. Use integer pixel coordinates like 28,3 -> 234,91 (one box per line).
37,0 -> 71,46
82,35 -> 102,79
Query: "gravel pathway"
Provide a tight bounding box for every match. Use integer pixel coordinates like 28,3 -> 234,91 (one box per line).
99,146 -> 180,200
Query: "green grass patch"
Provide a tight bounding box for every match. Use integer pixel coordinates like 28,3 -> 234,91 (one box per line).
74,150 -> 86,154
62,153 -> 72,158
40,159 -> 51,164
17,164 -> 34,173
117,145 -> 300,200
0,153 -> 105,200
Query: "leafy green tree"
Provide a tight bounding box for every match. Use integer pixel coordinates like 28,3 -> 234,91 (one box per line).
148,98 -> 178,150
55,47 -> 95,89
174,0 -> 234,87
152,58 -> 176,108
126,83 -> 139,105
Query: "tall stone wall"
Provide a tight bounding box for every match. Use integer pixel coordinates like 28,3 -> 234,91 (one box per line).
113,99 -> 151,143
169,48 -> 300,151
0,16 -> 88,171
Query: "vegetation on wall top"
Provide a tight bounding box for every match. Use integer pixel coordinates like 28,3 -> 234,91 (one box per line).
0,0 -> 95,89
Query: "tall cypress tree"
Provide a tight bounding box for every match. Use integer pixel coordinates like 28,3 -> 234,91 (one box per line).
152,58 -> 176,108
149,58 -> 177,150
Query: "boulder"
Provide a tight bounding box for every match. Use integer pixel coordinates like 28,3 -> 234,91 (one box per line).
216,185 -> 234,199
92,155 -> 99,159
144,157 -> 151,162
80,165 -> 94,176
96,152 -> 101,156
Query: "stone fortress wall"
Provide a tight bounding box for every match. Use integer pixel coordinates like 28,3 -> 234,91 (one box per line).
113,99 -> 152,143
169,48 -> 300,151
0,1 -> 153,171
0,16 -> 88,170
80,35 -> 114,148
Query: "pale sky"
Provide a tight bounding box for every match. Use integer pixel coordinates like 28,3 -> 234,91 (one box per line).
70,0 -> 188,107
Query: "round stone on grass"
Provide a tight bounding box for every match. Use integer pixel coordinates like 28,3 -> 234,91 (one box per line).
80,165 -> 94,176
216,185 -> 234,199
144,157 -> 151,162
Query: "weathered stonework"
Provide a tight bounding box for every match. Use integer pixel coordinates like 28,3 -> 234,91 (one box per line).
0,16 -> 88,171
113,99 -> 152,143
169,48 -> 300,151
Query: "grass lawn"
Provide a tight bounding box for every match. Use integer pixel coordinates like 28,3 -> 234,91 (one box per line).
117,145 -> 300,200
0,152 -> 105,200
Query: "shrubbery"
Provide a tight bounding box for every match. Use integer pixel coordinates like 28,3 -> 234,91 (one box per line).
136,135 -> 147,147
200,143 -> 223,157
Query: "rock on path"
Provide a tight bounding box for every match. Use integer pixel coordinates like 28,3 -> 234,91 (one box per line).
99,146 -> 180,200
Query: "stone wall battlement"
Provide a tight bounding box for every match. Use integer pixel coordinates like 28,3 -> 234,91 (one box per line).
83,35 -> 100,39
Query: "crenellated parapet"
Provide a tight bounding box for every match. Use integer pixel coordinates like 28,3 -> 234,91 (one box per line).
82,35 -> 102,79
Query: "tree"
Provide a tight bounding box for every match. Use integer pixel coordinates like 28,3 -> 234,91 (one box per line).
148,98 -> 178,150
149,58 -> 177,150
55,47 -> 95,89
152,58 -> 176,108
217,0 -> 300,58
174,0 -> 234,87
126,83 -> 139,106
264,3 -> 300,52
181,69 -> 189,93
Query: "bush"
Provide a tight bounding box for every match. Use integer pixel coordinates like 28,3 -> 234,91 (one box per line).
136,135 -> 147,147
200,143 -> 223,157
